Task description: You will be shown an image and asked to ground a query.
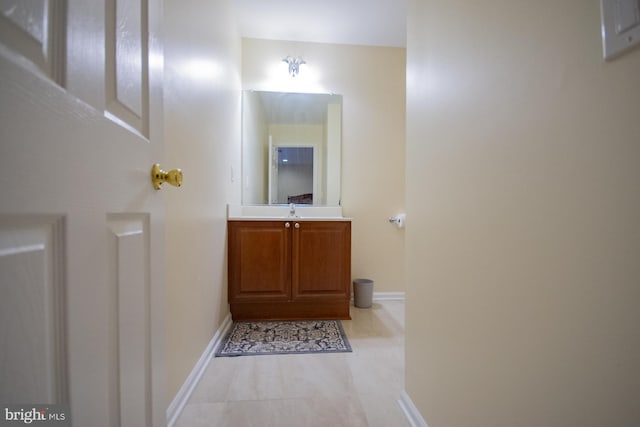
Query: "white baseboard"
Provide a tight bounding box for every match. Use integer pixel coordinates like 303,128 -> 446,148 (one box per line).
166,314 -> 233,427
350,292 -> 405,304
373,291 -> 405,301
398,390 -> 429,427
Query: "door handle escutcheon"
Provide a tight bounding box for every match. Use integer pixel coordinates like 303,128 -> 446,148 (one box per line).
151,164 -> 183,190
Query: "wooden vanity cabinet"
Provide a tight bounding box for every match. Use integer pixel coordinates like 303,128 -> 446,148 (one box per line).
227,220 -> 351,321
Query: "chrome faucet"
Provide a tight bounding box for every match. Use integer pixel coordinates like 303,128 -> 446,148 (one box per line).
289,203 -> 296,217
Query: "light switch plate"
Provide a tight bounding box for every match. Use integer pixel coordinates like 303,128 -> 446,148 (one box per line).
601,0 -> 640,59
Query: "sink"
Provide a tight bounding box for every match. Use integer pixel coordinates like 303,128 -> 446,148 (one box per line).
227,204 -> 349,221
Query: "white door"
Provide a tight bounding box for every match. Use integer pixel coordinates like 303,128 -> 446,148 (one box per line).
0,1 -> 166,426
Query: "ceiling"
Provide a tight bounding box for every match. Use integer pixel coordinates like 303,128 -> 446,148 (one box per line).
234,0 -> 407,48
257,91 -> 341,125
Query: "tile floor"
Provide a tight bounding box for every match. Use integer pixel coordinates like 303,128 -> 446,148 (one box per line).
174,300 -> 408,427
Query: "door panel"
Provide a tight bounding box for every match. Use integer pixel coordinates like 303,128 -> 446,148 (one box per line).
228,221 -> 291,301
0,0 -> 65,83
107,214 -> 151,427
0,216 -> 66,404
105,0 -> 148,134
292,221 -> 351,299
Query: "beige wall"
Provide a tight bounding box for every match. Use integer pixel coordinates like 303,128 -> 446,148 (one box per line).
406,1 -> 640,426
242,38 -> 407,293
164,0 -> 241,401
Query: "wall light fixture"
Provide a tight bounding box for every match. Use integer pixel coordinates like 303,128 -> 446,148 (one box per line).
282,56 -> 306,77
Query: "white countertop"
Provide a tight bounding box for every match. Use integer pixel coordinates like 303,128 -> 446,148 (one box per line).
227,204 -> 352,221
227,216 -> 351,221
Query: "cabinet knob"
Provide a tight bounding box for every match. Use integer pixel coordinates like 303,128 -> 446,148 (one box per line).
285,222 -> 291,228
294,223 -> 300,229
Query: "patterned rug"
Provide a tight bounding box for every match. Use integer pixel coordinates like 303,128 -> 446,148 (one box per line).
215,320 -> 352,357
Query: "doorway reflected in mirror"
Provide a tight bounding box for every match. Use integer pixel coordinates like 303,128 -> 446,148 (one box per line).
241,91 -> 342,206
275,146 -> 314,204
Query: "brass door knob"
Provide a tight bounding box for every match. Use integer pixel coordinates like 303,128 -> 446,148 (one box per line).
151,164 -> 183,190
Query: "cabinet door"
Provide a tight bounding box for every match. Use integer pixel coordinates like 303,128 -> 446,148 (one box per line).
292,221 -> 351,299
228,221 -> 291,302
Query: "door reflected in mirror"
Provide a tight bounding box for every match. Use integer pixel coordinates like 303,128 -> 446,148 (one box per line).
272,146 -> 315,204
242,91 -> 342,206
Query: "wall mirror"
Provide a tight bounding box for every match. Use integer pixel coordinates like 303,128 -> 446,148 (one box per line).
241,90 -> 342,206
